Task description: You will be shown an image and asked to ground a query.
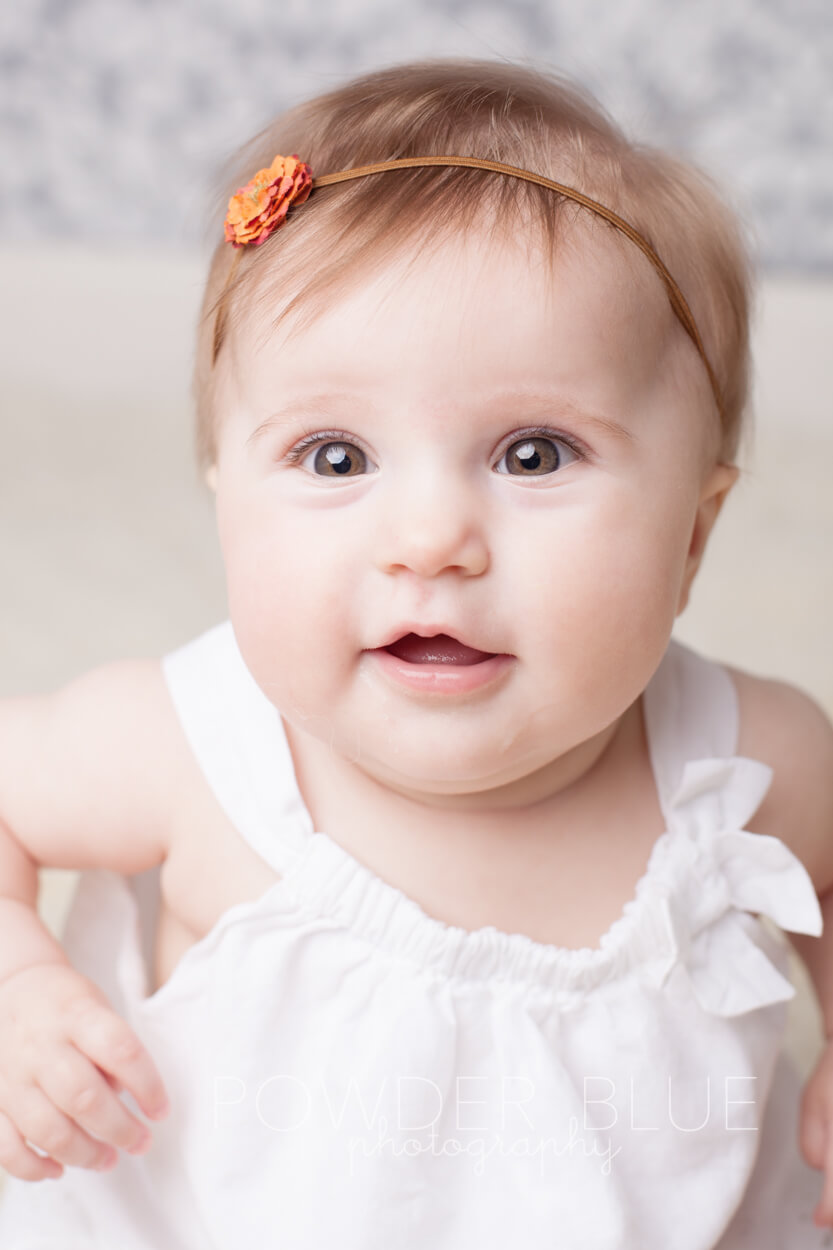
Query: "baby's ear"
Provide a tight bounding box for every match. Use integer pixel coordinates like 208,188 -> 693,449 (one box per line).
676,461 -> 739,615
205,465 -> 218,492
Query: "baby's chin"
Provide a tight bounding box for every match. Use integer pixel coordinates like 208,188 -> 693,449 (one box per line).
327,726 -> 611,814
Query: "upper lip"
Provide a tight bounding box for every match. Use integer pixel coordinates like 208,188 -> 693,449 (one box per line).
371,622 -> 504,654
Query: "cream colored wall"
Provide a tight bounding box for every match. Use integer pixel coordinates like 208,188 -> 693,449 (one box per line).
0,246 -> 831,1086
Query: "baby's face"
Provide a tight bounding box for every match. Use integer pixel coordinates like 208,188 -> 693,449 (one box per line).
211,221 -> 734,804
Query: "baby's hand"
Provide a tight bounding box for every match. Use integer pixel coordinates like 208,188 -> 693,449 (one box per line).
800,1039 -> 833,1227
0,962 -> 169,1181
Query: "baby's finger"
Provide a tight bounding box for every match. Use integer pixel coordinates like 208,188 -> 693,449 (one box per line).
36,1049 -> 153,1156
0,1109 -> 64,1182
800,1102 -> 826,1170
813,1129 -> 833,1227
64,999 -> 169,1120
13,1086 -> 118,1172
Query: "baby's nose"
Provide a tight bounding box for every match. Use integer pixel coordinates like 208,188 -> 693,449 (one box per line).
373,476 -> 489,579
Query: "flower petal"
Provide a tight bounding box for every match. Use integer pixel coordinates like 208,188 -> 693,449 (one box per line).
224,154 -> 313,248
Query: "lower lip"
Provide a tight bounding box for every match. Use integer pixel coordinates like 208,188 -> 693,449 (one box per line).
366,648 -> 515,695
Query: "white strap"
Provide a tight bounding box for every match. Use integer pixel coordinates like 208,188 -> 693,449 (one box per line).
161,622 -> 311,873
643,637 -> 739,832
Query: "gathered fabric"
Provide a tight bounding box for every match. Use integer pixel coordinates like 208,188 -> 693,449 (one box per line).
0,623 -> 826,1249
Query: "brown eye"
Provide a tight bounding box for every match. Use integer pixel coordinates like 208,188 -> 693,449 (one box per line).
498,435 -> 577,477
303,440 -> 368,477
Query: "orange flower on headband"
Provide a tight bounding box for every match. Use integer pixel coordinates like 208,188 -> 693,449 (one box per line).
224,154 -> 313,247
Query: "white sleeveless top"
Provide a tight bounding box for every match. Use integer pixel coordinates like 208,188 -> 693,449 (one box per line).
0,623 -> 827,1249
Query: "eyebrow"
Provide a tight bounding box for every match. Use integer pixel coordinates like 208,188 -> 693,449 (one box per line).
246,392 -> 367,445
246,389 -> 636,446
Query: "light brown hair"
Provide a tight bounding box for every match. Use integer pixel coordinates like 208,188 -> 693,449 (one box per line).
194,57 -> 752,471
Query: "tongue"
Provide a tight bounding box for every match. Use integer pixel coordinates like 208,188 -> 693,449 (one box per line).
385,633 -> 495,666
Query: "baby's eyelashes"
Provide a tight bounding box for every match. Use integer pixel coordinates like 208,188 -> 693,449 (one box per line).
282,427 -> 585,481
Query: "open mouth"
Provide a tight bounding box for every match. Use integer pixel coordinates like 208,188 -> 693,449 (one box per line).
380,633 -> 497,666
369,632 -> 514,695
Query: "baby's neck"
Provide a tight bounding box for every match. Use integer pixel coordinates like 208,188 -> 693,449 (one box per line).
282,691 -> 644,843
280,693 -> 658,943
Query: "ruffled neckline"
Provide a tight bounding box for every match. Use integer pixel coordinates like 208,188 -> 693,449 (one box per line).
277,751 -> 821,1005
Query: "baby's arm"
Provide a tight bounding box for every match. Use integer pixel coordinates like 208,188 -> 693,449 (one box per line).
733,670 -> 833,1227
0,659 -> 183,1180
793,785 -> 833,1235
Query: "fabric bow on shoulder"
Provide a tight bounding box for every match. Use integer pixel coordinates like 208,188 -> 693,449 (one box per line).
659,756 -> 823,1017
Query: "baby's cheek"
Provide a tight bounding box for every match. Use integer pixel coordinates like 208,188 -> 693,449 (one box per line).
227,559 -> 351,712
531,511 -> 677,628
535,517 -> 681,689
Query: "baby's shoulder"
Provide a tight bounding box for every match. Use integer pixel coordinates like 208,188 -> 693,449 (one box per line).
0,656 -> 200,874
725,661 -> 833,892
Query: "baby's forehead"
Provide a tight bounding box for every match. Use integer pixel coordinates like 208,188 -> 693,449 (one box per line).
530,221 -> 677,339
246,215 -> 676,358
228,218 -> 708,451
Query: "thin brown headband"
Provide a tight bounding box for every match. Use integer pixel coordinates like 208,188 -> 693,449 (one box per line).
214,154 -> 722,415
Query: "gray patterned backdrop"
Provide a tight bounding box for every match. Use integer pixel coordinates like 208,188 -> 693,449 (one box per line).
1,0 -> 832,270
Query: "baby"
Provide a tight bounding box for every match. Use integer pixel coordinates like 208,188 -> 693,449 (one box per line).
1,56 -> 833,1249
